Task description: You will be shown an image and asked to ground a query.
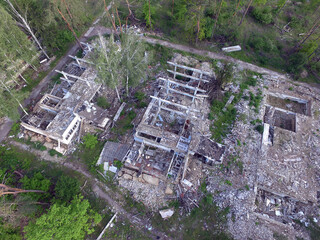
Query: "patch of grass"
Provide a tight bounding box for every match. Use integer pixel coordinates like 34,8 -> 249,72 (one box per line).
103,219 -> 151,240
224,180 -> 232,186
249,89 -> 263,113
273,232 -> 288,240
74,140 -> 105,173
123,193 -> 147,216
9,122 -> 20,136
48,149 -> 63,157
111,110 -> 136,135
25,140 -> 47,151
97,96 -> 110,109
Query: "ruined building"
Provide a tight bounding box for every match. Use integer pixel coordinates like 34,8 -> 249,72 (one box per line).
119,61 -> 225,184
21,43 -> 111,154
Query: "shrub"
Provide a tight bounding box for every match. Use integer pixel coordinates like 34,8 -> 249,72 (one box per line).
48,149 -> 63,157
251,6 -> 273,24
287,52 -> 307,74
255,124 -> 264,134
83,134 -> 98,149
134,91 -> 146,101
97,96 -> 110,109
113,160 -> 123,169
10,122 -> 20,136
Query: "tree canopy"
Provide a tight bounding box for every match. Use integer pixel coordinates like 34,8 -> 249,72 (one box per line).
23,195 -> 102,240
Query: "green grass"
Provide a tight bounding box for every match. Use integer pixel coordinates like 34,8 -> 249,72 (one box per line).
97,96 -> 110,109
111,110 -> 137,135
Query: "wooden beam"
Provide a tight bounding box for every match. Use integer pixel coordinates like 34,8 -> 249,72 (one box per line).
150,96 -> 200,113
159,78 -> 206,92
160,86 -> 206,99
167,61 -> 211,76
96,213 -> 118,240
68,55 -> 93,65
160,106 -> 187,116
55,70 -> 91,87
167,70 -> 209,83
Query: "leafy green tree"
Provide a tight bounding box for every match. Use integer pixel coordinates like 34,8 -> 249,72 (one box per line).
54,175 -> 80,202
0,5 -> 35,119
92,33 -> 122,100
23,195 -> 102,240
120,32 -> 149,95
143,0 -> 156,28
0,220 -> 21,240
19,172 -> 51,200
83,134 -> 98,150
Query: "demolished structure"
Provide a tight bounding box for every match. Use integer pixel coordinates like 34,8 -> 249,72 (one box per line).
20,42 -> 111,154
119,61 -> 225,184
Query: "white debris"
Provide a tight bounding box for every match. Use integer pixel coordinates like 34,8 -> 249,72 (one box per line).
159,208 -> 175,220
222,45 -> 241,52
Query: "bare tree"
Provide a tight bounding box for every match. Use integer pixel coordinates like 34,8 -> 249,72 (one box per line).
211,0 -> 224,39
295,16 -> 320,49
0,183 -> 44,197
55,1 -> 83,50
239,0 -> 253,26
4,0 -> 50,59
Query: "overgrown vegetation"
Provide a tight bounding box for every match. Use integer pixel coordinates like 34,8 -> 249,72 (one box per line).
97,96 -> 110,109
0,145 -> 104,239
151,182 -> 231,239
118,0 -> 319,81
111,110 -> 137,135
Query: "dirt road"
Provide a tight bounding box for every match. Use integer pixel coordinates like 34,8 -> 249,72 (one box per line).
0,117 -> 13,142
10,140 -> 170,240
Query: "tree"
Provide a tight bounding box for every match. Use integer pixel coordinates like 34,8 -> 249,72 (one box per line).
238,0 -> 253,26
120,32 -> 149,96
0,5 -> 34,118
55,175 -> 80,202
82,134 -> 98,149
238,0 -> 267,26
184,0 -> 208,43
92,33 -> 122,101
3,0 -> 50,59
211,0 -> 224,39
24,195 -> 102,240
143,0 -> 156,28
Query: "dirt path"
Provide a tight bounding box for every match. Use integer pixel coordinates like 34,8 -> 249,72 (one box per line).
0,117 -> 13,142
10,140 -> 170,240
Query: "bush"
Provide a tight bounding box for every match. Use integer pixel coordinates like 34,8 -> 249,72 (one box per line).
55,175 -> 80,202
248,33 -> 275,53
251,6 -> 273,24
32,141 -> 47,151
255,124 -> 264,134
10,122 -> 20,136
97,96 -> 110,109
286,52 -> 307,74
134,91 -> 146,101
83,134 -> 98,149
